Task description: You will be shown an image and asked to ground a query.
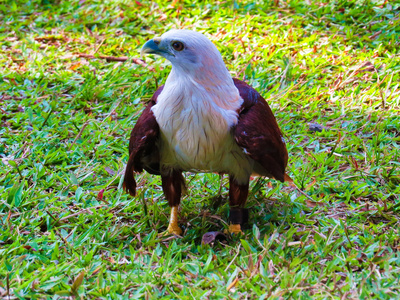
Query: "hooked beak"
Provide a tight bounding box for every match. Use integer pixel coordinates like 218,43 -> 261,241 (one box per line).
140,37 -> 167,57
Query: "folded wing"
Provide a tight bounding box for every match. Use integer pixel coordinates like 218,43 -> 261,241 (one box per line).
123,87 -> 164,196
233,79 -> 288,182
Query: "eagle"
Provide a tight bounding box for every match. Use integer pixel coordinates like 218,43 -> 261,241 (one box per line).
124,30 -> 288,235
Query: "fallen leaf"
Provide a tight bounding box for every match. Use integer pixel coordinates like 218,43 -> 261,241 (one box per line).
305,199 -> 325,208
305,179 -> 316,191
268,259 -> 275,275
201,231 -> 227,245
97,189 -> 104,200
70,63 -> 81,71
92,267 -> 102,276
104,167 -> 115,175
23,245 -> 37,251
71,271 -> 85,294
359,61 -> 376,73
287,241 -> 303,246
308,123 -> 324,132
226,277 -> 239,291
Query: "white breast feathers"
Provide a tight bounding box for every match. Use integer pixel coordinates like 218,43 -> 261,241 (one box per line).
151,74 -> 252,181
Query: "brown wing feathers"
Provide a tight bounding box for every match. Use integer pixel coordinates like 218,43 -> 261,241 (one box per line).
123,87 -> 163,196
233,78 -> 288,182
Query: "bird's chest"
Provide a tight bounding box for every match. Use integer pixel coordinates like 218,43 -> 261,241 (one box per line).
152,94 -> 236,171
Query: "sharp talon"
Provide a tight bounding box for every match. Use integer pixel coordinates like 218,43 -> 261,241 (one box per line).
229,224 -> 243,235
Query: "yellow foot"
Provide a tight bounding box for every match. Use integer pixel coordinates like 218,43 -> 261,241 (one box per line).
166,223 -> 183,236
160,206 -> 182,236
228,224 -> 243,235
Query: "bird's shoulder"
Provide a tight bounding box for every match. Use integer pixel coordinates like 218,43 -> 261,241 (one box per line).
151,85 -> 165,103
131,84 -> 165,130
128,86 -> 165,153
232,78 -> 262,112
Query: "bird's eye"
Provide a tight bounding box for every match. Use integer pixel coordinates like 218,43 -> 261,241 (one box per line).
172,41 -> 184,51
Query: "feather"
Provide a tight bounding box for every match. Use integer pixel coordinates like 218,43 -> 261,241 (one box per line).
123,87 -> 163,196
233,78 -> 288,182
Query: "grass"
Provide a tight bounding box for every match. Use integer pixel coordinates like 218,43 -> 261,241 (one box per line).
1,0 -> 400,298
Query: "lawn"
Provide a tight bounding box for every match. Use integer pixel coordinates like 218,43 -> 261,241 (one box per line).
1,0 -> 400,298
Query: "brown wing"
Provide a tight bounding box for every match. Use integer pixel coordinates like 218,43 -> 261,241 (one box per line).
123,86 -> 164,196
233,78 -> 288,182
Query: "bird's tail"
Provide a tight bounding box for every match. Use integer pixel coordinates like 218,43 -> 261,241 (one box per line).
123,154 -> 137,196
284,173 -> 296,187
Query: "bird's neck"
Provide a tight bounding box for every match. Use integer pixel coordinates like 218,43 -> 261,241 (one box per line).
162,67 -> 242,111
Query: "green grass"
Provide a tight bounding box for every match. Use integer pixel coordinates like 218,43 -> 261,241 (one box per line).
1,0 -> 400,298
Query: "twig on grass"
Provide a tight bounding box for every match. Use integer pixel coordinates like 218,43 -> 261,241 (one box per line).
77,53 -> 155,71
60,205 -> 105,221
342,223 -> 354,247
93,38 -> 105,55
379,72 -> 394,109
39,107 -> 54,130
6,273 -> 10,299
140,190 -> 151,229
46,211 -> 72,255
69,121 -> 89,151
224,244 -> 241,272
369,30 -> 382,40
78,53 -> 128,62
101,101 -> 121,124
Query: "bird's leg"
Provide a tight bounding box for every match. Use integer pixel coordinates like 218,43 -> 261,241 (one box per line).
161,169 -> 185,236
228,176 -> 249,234
167,206 -> 181,235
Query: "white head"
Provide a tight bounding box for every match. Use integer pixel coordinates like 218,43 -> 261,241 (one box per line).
141,29 -> 232,86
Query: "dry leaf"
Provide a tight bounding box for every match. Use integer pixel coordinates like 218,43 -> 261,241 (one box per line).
70,63 -> 81,71
305,179 -> 317,191
97,189 -> 105,200
305,199 -> 324,208
201,231 -> 227,245
71,271 -> 85,294
268,260 -> 275,275
226,277 -> 239,291
92,267 -> 102,276
288,241 -> 303,246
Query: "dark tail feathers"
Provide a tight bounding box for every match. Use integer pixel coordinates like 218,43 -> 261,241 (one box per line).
123,154 -> 137,196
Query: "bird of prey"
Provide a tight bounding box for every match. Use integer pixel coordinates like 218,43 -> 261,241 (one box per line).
124,29 -> 288,235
